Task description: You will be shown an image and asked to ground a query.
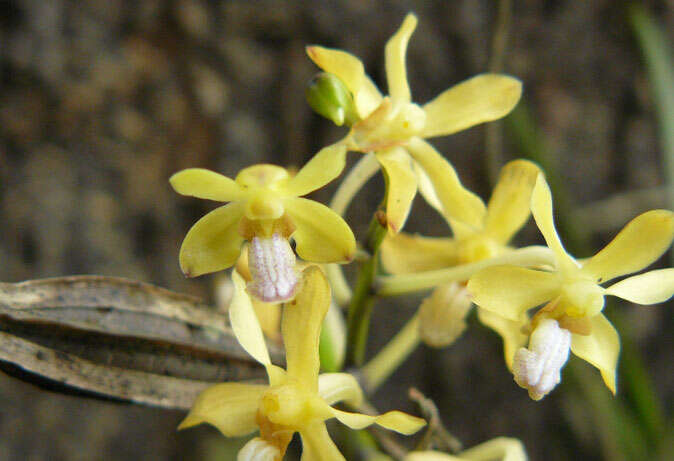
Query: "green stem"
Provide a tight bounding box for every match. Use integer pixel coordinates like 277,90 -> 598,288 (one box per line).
326,153 -> 382,306
325,263 -> 353,307
346,212 -> 388,366
485,0 -> 513,184
361,313 -> 421,394
330,152 -> 381,216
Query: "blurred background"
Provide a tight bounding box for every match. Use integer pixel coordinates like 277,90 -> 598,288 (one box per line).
0,0 -> 672,459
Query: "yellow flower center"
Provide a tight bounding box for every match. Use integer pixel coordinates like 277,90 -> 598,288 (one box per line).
234,165 -> 290,221
260,383 -> 322,429
457,234 -> 502,265
559,278 -> 605,318
352,99 -> 426,151
245,190 -> 285,220
254,412 -> 294,461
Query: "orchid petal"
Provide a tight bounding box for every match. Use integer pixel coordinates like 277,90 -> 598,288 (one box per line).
581,210 -> 674,283
407,138 -> 486,229
235,164 -> 289,188
331,408 -> 426,435
485,160 -> 541,244
477,308 -> 529,370
179,203 -> 245,277
285,197 -> 356,263
170,168 -> 245,202
385,13 -> 417,102
230,270 -> 271,366
406,437 -> 527,461
416,160 -> 478,239
318,373 -> 363,407
282,144 -> 348,197
244,190 -> 285,220
282,266 -> 331,390
468,265 -> 561,321
300,421 -> 346,461
306,46 -> 382,118
252,298 -> 282,342
416,164 -> 477,238
381,233 -> 458,274
459,437 -> 528,461
177,382 -> 266,437
414,159 -> 443,212
421,74 -> 522,139
530,175 -> 578,273
377,147 -> 418,233
606,268 -> 674,304
571,314 -> 620,394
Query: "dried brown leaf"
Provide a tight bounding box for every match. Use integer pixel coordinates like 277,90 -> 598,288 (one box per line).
0,275 -> 282,410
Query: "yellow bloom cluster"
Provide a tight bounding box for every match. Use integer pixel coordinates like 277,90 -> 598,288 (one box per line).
170,10 -> 674,461
468,175 -> 674,399
381,160 -> 541,348
170,144 -> 355,302
307,13 -> 522,232
180,267 -> 425,460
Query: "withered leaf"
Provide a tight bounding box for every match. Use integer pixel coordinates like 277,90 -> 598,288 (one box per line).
0,275 -> 283,410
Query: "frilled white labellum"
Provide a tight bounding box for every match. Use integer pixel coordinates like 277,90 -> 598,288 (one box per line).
247,234 -> 298,303
512,318 -> 571,400
237,437 -> 281,461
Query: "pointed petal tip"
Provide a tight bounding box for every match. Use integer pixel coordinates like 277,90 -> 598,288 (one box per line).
180,262 -> 204,278
602,371 -> 617,395
177,415 -> 199,431
180,263 -> 196,278
402,12 -> 419,27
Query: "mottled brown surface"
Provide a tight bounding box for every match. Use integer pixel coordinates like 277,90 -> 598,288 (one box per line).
0,1 -> 672,460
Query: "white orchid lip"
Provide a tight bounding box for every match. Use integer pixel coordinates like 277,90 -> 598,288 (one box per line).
247,234 -> 299,303
237,437 -> 281,461
512,318 -> 571,400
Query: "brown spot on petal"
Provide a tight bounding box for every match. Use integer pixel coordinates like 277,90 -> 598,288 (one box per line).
375,210 -> 388,228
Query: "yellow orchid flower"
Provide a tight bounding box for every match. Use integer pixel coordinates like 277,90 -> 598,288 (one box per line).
404,437 -> 527,461
468,174 -> 674,398
170,144 -> 356,303
380,160 -> 541,350
382,159 -> 541,272
179,267 -> 426,461
307,13 -> 522,232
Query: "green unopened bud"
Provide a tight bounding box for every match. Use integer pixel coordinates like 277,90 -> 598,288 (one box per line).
306,72 -> 359,126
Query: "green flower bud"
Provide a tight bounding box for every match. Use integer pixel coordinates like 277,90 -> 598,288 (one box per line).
306,72 -> 359,127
